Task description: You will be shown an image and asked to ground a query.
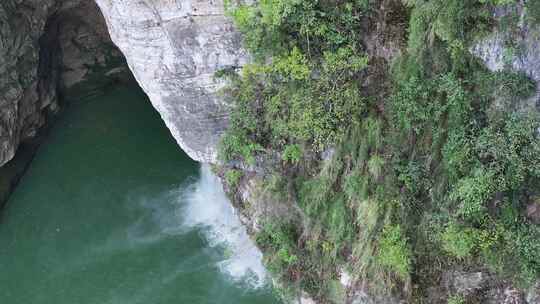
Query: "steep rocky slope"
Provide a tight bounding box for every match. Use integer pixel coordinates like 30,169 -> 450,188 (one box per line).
2,1 -> 540,303
0,0 -> 58,167
473,5 -> 540,111
214,2 -> 540,303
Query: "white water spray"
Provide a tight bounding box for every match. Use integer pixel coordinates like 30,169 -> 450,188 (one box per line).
182,165 -> 268,288
122,164 -> 269,289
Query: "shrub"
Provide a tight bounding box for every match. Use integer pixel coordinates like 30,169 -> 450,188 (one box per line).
396,158 -> 429,196
451,167 -> 495,222
219,132 -> 262,165
222,0 -> 540,299
447,294 -> 466,304
225,169 -> 243,189
500,223 -> 540,284
441,223 -> 478,259
391,76 -> 433,134
442,129 -> 474,183
282,144 -> 302,164
256,221 -> 299,276
367,154 -> 385,180
492,71 -> 536,102
376,224 -> 412,280
273,47 -> 311,80
526,0 -> 540,25
475,113 -> 540,190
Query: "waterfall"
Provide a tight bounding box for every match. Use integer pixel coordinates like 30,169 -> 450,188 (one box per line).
182,164 -> 268,288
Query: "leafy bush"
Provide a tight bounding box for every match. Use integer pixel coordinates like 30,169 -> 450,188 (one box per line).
491,71 -> 536,103
447,294 -> 465,304
390,0 -> 540,293
391,76 -> 433,134
441,223 -> 478,259
367,154 -> 385,179
404,0 -> 495,56
451,167 -> 495,222
227,0 -> 369,59
475,113 -> 540,190
219,51 -> 365,157
273,47 -> 311,80
220,0 -> 370,161
219,131 -> 262,165
485,222 -> 540,285
526,0 -> 540,25
282,144 -> 302,164
225,169 -> 243,188
376,224 -> 412,279
256,221 -> 299,276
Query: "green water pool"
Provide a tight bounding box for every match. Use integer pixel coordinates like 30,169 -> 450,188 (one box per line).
0,85 -> 281,304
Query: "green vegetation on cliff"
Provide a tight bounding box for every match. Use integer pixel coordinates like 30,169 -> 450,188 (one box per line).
220,0 -> 540,303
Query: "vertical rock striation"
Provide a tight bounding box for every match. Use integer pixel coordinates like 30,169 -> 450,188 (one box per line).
94,0 -> 248,163
0,0 -> 58,166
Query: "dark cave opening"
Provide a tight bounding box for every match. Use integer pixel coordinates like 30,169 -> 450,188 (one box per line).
0,1 -> 133,208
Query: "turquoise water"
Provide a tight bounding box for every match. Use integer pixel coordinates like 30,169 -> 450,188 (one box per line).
0,85 -> 281,304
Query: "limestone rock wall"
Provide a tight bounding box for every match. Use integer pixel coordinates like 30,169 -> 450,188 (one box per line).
94,0 -> 249,163
1,0 -> 247,166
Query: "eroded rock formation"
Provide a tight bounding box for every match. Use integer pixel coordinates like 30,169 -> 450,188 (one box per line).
2,0 -> 247,166
1,0 -> 58,166
94,0 -> 249,162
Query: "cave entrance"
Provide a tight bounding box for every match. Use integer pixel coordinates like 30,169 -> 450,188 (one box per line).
0,1 -> 134,207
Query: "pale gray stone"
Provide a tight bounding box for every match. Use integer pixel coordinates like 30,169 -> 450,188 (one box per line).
94,0 -> 249,162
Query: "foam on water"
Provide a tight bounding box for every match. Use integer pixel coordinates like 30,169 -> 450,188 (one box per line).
119,165 -> 269,289
182,165 -> 268,288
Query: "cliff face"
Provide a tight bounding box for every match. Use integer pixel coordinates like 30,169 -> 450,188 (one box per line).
472,12 -> 540,302
0,0 -> 127,167
94,0 -> 249,163
0,0 -> 58,166
2,1 -> 540,302
1,0 -> 246,166
472,6 -> 540,110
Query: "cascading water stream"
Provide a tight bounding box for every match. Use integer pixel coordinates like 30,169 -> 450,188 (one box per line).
182,165 -> 268,288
